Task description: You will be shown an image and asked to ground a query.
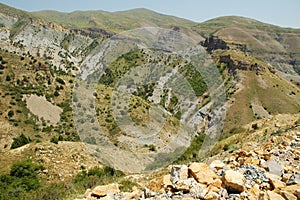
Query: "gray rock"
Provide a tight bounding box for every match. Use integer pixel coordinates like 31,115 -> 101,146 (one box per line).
170,165 -> 189,184
287,171 -> 300,185
266,160 -> 284,176
237,164 -> 269,184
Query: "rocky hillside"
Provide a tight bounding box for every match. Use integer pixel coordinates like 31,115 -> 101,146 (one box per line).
0,2 -> 299,199
82,114 -> 300,200
201,36 -> 300,135
194,16 -> 300,84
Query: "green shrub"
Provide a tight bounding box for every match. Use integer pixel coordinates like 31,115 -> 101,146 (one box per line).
148,144 -> 156,152
6,75 -> 11,81
55,77 -> 65,85
252,123 -> 259,130
119,180 -> 137,192
50,136 -> 59,144
175,133 -> 206,163
53,90 -> 59,97
35,182 -> 73,200
0,160 -> 44,199
10,133 -> 31,149
73,166 -> 124,191
8,110 -> 14,118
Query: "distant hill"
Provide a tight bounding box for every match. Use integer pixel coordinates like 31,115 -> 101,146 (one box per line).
195,16 -> 300,83
32,8 -> 197,32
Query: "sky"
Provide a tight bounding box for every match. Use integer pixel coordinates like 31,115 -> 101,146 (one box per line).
1,0 -> 299,28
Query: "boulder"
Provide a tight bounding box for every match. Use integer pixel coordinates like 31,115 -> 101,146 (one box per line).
209,160 -> 225,170
92,183 -> 119,197
171,165 -> 189,184
163,174 -> 173,188
283,184 -> 300,199
244,157 -> 260,165
148,176 -> 164,193
204,191 -> 220,200
267,173 -> 285,189
279,190 -> 297,200
120,189 -> 141,200
188,163 -> 218,185
266,190 -> 285,200
266,160 -> 284,176
189,181 -> 208,199
286,171 -> 300,185
222,170 -> 245,193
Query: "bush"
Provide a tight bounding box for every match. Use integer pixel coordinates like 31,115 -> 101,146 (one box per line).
252,123 -> 259,130
55,77 -> 65,85
11,133 -> 31,149
0,160 -> 44,199
50,136 -> 59,144
35,182 -> 73,200
53,90 -> 59,97
175,133 -> 206,163
148,144 -> 156,152
8,110 -> 14,118
6,75 -> 11,81
73,166 -> 124,191
119,180 -> 137,192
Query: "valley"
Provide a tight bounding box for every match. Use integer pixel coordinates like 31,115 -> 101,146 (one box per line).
0,2 -> 299,199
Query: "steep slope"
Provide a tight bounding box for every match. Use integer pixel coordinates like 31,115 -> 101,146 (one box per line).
201,36 -> 300,137
195,16 -> 300,83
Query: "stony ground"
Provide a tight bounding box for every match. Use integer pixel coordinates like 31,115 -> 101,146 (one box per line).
80,114 -> 300,200
24,94 -> 63,125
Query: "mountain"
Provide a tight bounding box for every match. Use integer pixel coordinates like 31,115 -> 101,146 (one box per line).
195,16 -> 300,81
32,8 -> 197,32
0,3 -> 299,199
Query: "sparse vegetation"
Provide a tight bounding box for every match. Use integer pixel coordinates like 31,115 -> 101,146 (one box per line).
0,4 -> 300,199
73,166 -> 124,191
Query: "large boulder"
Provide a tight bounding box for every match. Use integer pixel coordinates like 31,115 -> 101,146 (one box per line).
209,160 -> 225,170
171,165 -> 189,184
222,170 -> 245,193
266,160 -> 284,176
188,163 -> 218,185
283,184 -> 300,199
91,183 -> 120,197
267,173 -> 285,189
266,191 -> 285,200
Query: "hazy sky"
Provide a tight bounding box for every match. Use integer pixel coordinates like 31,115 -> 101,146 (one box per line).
1,0 -> 299,28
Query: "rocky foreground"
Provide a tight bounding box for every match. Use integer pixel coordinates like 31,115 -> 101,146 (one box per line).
81,119 -> 300,200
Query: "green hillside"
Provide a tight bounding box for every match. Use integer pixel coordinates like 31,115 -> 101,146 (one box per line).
32,8 -> 196,32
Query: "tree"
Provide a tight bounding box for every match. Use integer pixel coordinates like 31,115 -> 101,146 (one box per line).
5,75 -> 11,81
7,110 -> 14,118
55,77 -> 65,85
54,90 -> 59,97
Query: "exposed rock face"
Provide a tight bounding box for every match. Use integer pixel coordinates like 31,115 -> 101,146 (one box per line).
219,54 -> 264,74
202,36 -> 228,53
